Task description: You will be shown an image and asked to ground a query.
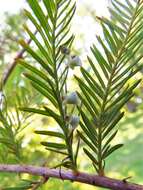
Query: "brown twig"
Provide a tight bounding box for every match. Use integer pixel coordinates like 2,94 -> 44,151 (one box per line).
0,164 -> 142,190
31,162 -> 49,190
1,30 -> 37,88
31,176 -> 49,190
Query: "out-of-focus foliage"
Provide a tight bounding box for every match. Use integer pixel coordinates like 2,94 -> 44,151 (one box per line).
0,12 -> 24,95
0,12 -> 25,67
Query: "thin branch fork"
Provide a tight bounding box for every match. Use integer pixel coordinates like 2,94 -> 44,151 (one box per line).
2,48 -> 25,86
0,164 -> 142,190
2,30 -> 37,87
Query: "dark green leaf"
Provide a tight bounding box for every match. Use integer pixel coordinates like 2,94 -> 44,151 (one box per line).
102,144 -> 123,159
87,56 -> 106,89
45,148 -> 68,155
35,130 -> 65,139
83,148 -> 98,165
27,0 -> 52,41
41,142 -> 67,149
77,131 -> 97,154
